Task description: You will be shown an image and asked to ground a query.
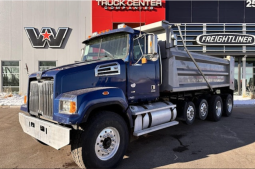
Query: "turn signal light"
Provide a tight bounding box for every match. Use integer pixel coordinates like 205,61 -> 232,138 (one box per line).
88,35 -> 91,39
70,101 -> 76,113
24,95 -> 27,104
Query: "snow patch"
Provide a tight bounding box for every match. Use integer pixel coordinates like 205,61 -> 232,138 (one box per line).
234,95 -> 255,105
0,92 -> 24,106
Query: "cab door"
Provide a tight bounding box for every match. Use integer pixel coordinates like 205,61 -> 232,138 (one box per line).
127,36 -> 160,103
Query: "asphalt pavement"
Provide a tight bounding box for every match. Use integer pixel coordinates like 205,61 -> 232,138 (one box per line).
0,106 -> 255,168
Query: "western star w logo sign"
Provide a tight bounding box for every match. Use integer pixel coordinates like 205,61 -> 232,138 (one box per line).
196,33 -> 255,46
24,27 -> 69,48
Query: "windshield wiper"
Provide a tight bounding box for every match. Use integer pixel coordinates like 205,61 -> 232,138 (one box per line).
84,58 -> 101,62
104,51 -> 115,59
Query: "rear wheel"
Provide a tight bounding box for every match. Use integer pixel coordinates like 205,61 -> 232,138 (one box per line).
222,94 -> 233,117
208,95 -> 223,121
183,101 -> 196,125
71,111 -> 129,168
195,98 -> 208,120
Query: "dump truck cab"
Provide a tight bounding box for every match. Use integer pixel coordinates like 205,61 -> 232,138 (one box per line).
81,24 -> 161,103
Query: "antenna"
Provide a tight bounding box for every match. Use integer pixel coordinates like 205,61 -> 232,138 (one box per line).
139,5 -> 142,36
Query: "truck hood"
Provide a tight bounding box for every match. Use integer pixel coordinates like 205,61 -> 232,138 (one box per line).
30,60 -> 107,78
30,59 -> 127,97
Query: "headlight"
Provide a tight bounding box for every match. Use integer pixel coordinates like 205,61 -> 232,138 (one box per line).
59,94 -> 77,114
59,100 -> 77,114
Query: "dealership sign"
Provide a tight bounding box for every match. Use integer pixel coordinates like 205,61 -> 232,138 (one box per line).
24,27 -> 69,48
196,33 -> 255,46
96,0 -> 162,10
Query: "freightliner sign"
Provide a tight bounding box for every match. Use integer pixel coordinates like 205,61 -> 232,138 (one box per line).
196,33 -> 255,45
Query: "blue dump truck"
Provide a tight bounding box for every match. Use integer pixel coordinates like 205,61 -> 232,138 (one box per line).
19,20 -> 234,168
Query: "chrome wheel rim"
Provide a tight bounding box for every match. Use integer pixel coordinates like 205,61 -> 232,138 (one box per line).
200,103 -> 207,117
216,101 -> 222,117
227,98 -> 233,112
95,127 -> 120,161
187,105 -> 195,121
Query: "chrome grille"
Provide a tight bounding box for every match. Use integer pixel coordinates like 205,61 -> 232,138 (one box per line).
29,80 -> 54,119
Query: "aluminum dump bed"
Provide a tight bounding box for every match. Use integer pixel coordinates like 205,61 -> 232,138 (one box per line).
136,21 -> 234,92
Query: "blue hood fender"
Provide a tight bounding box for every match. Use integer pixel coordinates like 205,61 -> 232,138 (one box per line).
53,87 -> 133,128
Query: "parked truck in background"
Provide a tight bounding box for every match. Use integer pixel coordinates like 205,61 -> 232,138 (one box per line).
19,20 -> 234,168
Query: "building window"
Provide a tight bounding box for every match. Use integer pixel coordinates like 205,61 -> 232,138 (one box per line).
2,61 -> 19,93
39,61 -> 56,71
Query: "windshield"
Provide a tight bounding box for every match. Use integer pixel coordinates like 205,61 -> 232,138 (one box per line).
81,33 -> 129,62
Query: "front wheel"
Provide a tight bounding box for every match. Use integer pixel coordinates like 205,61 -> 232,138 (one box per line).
71,111 -> 129,168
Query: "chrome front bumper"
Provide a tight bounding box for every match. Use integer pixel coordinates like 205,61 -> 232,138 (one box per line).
19,113 -> 71,150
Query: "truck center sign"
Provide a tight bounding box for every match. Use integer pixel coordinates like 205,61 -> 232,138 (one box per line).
96,0 -> 162,10
196,33 -> 255,46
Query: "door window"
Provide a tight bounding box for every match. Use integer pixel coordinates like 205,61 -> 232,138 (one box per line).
133,37 -> 145,61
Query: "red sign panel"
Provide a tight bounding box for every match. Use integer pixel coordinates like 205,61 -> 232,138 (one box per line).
92,0 -> 165,33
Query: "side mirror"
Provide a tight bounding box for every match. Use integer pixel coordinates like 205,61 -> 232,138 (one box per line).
150,54 -> 159,61
147,35 -> 158,54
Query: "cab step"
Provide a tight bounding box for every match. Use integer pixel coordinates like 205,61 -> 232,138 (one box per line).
133,121 -> 179,136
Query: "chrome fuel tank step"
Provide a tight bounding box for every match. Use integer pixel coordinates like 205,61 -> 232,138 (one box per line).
130,101 -> 178,136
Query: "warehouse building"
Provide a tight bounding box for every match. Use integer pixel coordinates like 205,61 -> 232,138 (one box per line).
0,0 -> 254,96
0,1 -> 92,94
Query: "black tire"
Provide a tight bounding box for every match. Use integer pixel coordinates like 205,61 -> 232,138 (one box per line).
71,111 -> 129,168
183,101 -> 196,125
208,95 -> 223,121
222,94 -> 233,117
195,98 -> 208,120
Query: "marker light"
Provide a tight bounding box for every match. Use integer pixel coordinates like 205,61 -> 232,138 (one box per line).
88,35 -> 91,39
24,95 -> 27,104
106,29 -> 110,32
102,91 -> 109,95
118,24 -> 127,29
92,32 -> 98,37
142,58 -> 147,64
